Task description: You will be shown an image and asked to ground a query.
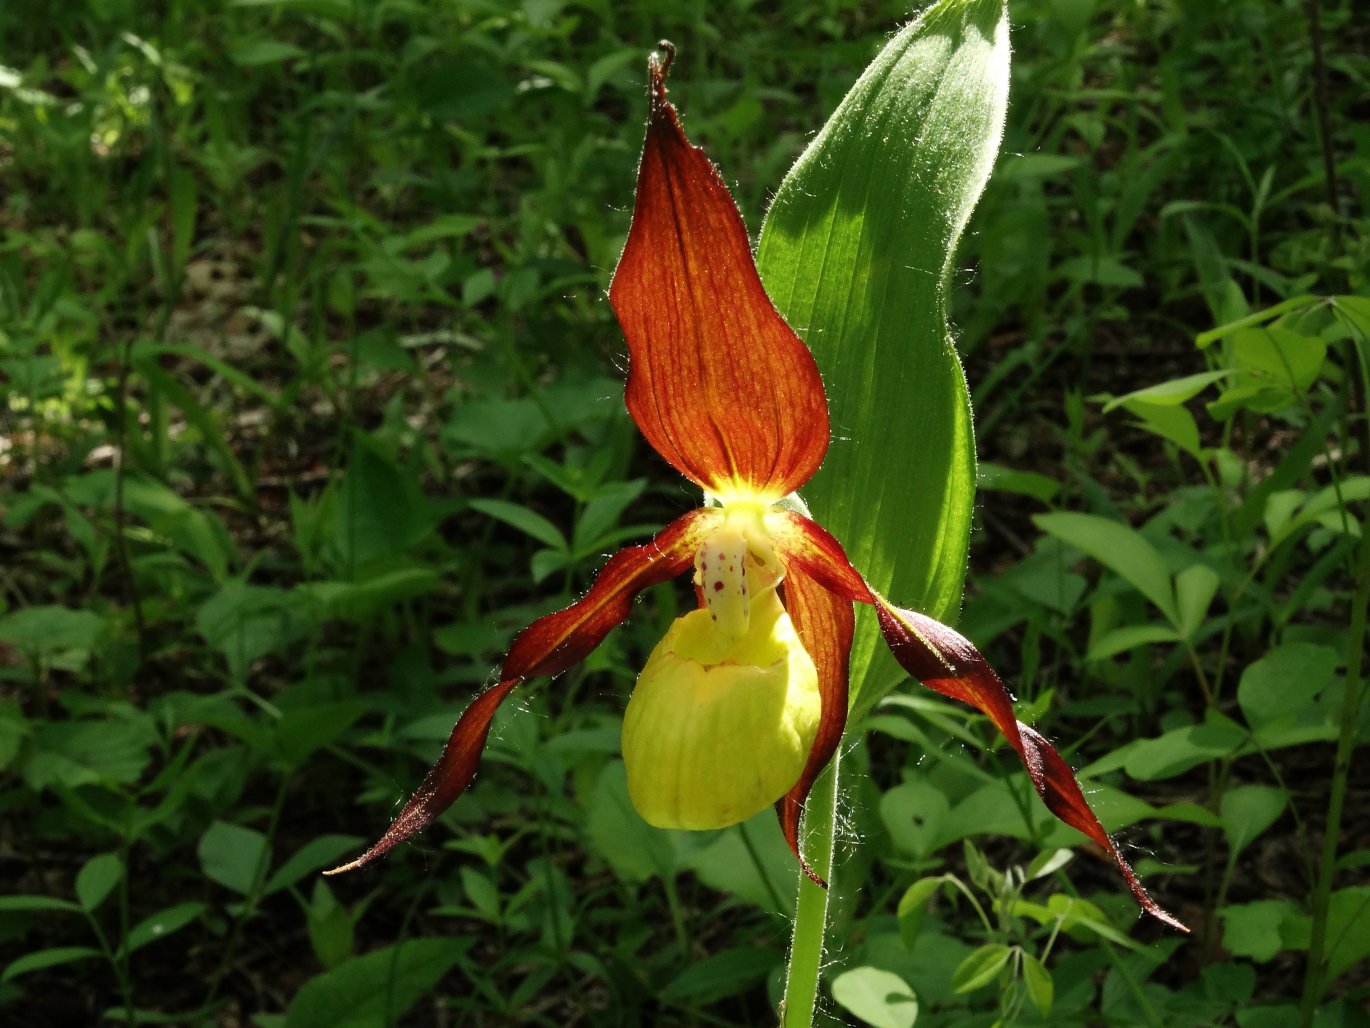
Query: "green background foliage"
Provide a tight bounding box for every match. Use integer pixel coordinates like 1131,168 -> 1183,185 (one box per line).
1,0 -> 1367,1024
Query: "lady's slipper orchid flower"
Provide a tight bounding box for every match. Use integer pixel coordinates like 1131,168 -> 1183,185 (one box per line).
330,48 -> 1183,932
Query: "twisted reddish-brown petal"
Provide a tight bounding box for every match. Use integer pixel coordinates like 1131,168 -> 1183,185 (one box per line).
771,511 -> 1185,930
775,565 -> 854,887
327,507 -> 720,874
873,604 -> 1187,931
609,49 -> 829,499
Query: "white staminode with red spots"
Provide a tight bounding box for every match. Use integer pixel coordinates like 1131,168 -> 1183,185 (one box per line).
693,501 -> 784,640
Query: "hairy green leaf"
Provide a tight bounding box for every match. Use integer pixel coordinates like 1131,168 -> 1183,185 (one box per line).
757,0 -> 1009,712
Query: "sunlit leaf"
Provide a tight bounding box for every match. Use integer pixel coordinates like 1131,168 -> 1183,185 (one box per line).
951,943 -> 1011,993
1035,512 -> 1179,625
1021,951 -> 1053,1017
831,966 -> 919,1028
757,0 -> 1009,711
896,877 -> 944,947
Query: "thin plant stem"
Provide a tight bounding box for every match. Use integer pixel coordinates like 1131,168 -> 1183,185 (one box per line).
781,752 -> 840,1028
941,874 -> 994,935
116,834 -> 134,1024
1303,0 -> 1342,257
84,890 -> 133,1024
204,775 -> 291,1009
1298,482 -> 1370,1022
739,821 -> 787,913
1299,314 -> 1370,1022
663,874 -> 689,955
111,335 -> 148,666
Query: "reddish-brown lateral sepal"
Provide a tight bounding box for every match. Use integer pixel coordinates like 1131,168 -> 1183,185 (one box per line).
775,564 -> 855,887
327,508 -> 717,874
768,511 -> 873,604
873,601 -> 1187,932
609,50 -> 829,499
502,506 -> 721,680
324,678 -> 519,876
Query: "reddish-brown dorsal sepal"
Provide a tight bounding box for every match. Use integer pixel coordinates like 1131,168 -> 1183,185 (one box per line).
609,46 -> 829,499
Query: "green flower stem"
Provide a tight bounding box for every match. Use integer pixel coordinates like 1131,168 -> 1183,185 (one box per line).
1299,313 -> 1370,1022
781,752 -> 840,1027
1298,502 -> 1370,1022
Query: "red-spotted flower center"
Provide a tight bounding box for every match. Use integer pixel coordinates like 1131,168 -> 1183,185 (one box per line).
694,501 -> 783,643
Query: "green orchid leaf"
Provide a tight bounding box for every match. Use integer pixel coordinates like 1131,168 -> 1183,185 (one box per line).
757,0 -> 1009,714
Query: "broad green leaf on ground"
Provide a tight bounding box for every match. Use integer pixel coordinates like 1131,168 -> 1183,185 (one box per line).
285,938 -> 471,1028
331,433 -> 435,570
757,0 -> 1009,713
1194,295 -> 1321,348
196,581 -> 316,683
896,877 -> 944,947
199,820 -> 271,895
1085,623 -> 1182,663
1264,476 -> 1370,552
270,701 -> 371,768
1117,401 -> 1204,460
831,966 -> 919,1028
660,946 -> 779,1006
1237,643 -> 1339,728
119,901 -> 207,957
229,39 -> 308,67
467,498 -> 567,550
977,462 -> 1061,503
1219,785 -> 1287,859
120,473 -> 238,580
23,717 -> 158,791
75,853 -> 123,912
1124,711 -> 1246,781
1101,370 -> 1233,411
584,761 -> 683,883
687,816 -> 796,916
0,606 -> 105,666
1175,563 -> 1221,639
2,947 -> 100,983
296,569 -> 441,623
459,867 -> 500,921
0,896 -> 82,914
1034,512 -> 1180,624
1222,899 -> 1301,962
